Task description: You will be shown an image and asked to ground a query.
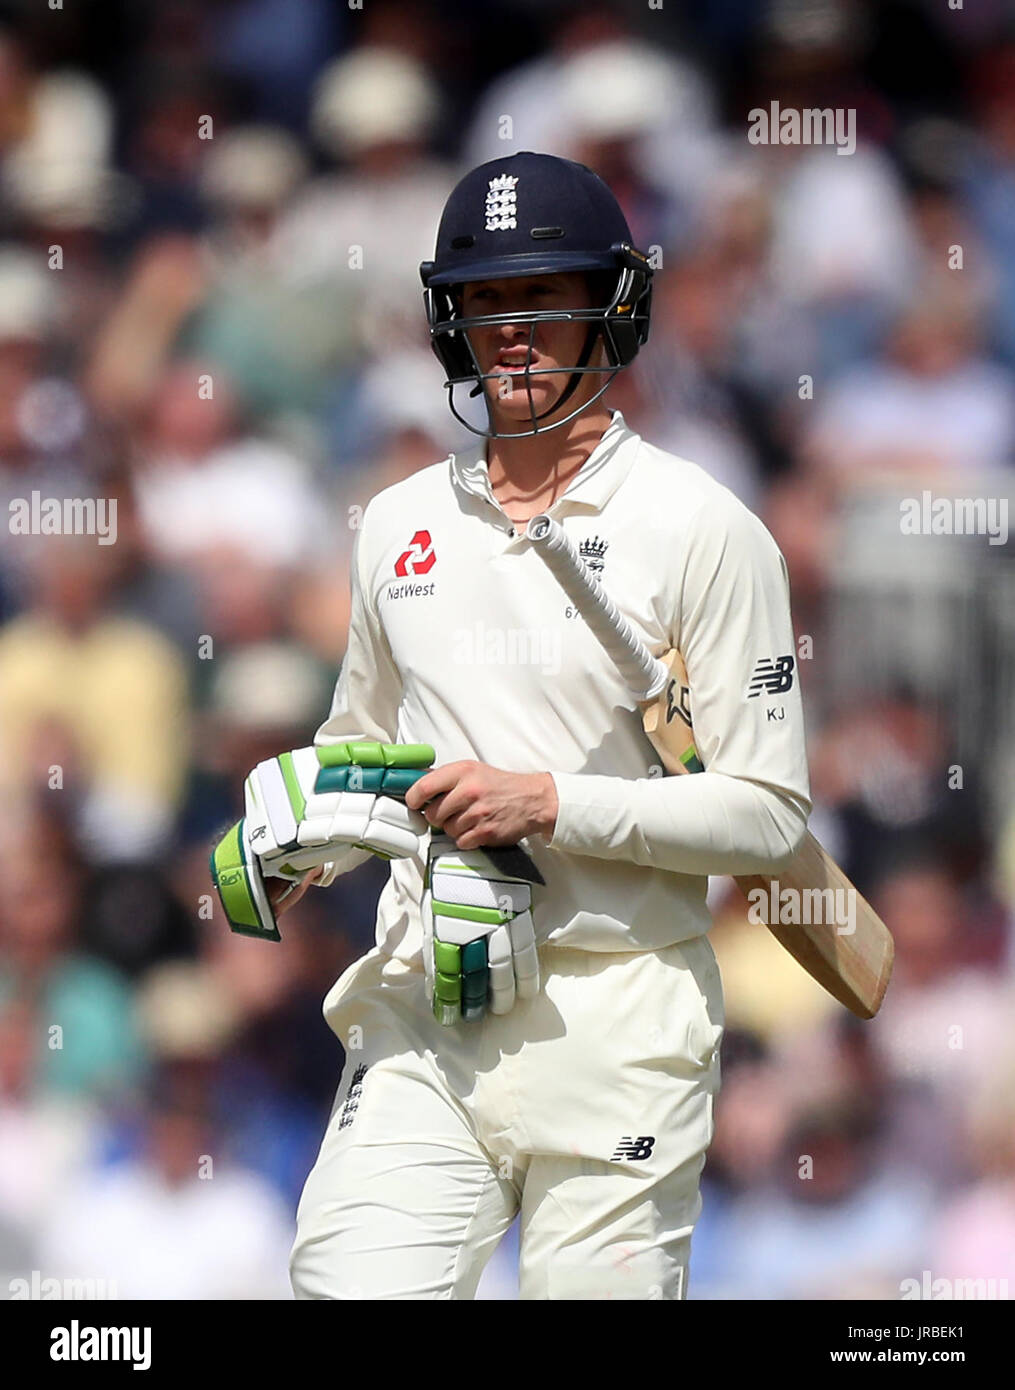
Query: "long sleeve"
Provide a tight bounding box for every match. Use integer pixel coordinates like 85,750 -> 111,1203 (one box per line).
546,491 -> 812,876
313,513 -> 404,885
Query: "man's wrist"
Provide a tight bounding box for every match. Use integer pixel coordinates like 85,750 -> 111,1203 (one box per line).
532,772 -> 559,839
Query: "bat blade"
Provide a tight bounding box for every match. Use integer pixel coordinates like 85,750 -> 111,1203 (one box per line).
738,841 -> 895,1020
526,514 -> 894,1019
647,647 -> 893,1019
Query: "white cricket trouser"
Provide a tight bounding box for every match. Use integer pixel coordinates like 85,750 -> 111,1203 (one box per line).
290,936 -> 724,1300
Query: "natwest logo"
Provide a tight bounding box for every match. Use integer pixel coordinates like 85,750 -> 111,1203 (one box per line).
394,529 -> 436,577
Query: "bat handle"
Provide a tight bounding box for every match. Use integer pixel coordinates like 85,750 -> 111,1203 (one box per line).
526,514 -> 669,700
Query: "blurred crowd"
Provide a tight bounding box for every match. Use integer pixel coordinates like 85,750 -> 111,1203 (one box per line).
1,0 -> 1014,1300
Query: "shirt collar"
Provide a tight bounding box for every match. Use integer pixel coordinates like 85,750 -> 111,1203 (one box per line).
449,411 -> 641,517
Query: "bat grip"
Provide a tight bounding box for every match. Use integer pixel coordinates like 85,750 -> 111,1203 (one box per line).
526,515 -> 668,700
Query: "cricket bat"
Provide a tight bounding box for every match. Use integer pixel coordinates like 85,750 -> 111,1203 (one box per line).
526,514 -> 894,1019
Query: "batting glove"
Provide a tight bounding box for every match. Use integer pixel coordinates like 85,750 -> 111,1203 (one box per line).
422,835 -> 540,1025
211,741 -> 434,941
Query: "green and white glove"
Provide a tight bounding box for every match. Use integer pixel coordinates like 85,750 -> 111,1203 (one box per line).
422,834 -> 540,1025
211,741 -> 434,941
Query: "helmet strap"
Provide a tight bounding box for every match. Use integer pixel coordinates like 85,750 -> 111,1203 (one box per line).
524,320 -> 602,426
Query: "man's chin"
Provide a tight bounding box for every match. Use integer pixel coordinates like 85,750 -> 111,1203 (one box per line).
485,379 -> 567,420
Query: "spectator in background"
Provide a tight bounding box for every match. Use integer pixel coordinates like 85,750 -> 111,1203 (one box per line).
765,141 -> 918,375
0,248 -> 72,470
711,1097 -> 935,1299
84,234 -> 208,424
209,0 -> 339,130
323,346 -> 463,517
868,864 -> 1014,1115
804,285 -> 1015,487
180,638 -> 334,848
625,244 -> 765,508
128,359 -> 335,671
465,4 -> 715,229
907,179 -> 996,323
3,65 -> 118,223
464,3 -> 626,166
272,45 -> 450,356
1,63 -> 126,356
0,27 -> 32,164
95,460 -> 204,657
736,0 -> 916,380
199,125 -> 309,267
77,861 -> 199,985
931,1048 -> 1015,1294
0,245 -> 81,614
805,696 -> 987,890
1000,800 -> 1015,942
0,535 -> 189,861
555,38 -> 714,252
115,68 -> 212,242
0,996 -> 104,1283
0,811 -> 146,1098
963,43 -> 1015,365
690,157 -> 817,462
690,1031 -> 792,1296
36,1052 -> 295,1299
130,959 -> 331,1213
189,124 -> 361,419
132,359 -> 328,572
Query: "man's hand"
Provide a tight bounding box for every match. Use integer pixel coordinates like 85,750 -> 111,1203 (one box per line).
423,837 -> 540,1024
267,866 -> 324,916
406,762 -> 558,849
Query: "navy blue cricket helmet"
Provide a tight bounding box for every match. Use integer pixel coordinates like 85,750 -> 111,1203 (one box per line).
420,152 -> 654,437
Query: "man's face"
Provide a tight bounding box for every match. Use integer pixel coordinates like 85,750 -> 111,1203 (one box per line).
459,272 -> 602,427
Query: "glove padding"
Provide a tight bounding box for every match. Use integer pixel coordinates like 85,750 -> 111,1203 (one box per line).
209,817 -> 283,941
246,741 -> 433,875
211,741 -> 434,940
423,835 -> 540,1025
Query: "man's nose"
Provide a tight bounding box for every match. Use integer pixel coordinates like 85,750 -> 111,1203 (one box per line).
497,311 -> 534,339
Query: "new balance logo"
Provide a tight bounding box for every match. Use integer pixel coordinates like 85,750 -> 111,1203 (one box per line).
611,1135 -> 655,1161
338,1064 -> 368,1130
747,655 -> 795,697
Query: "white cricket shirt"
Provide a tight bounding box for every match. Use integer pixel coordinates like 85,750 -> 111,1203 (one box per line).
316,411 -> 811,959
